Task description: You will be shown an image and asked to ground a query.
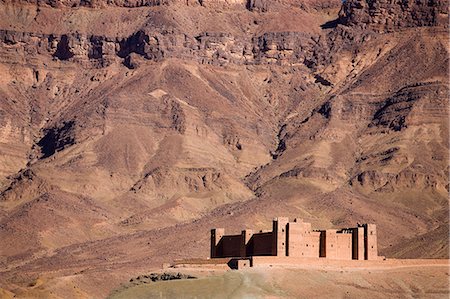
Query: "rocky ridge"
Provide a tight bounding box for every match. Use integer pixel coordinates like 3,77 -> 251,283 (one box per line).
0,0 -> 448,297
340,0 -> 448,31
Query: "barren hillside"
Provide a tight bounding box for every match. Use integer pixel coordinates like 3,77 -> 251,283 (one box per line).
0,0 -> 448,297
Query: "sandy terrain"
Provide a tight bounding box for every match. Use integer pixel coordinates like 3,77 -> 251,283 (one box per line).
0,0 -> 448,297
108,260 -> 450,299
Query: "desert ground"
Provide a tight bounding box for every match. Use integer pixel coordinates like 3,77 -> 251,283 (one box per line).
109,260 -> 449,299
0,0 -> 448,297
2,259 -> 448,299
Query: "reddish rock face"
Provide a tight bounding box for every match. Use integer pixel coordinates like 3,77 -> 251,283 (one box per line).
0,0 -> 448,297
339,0 -> 449,30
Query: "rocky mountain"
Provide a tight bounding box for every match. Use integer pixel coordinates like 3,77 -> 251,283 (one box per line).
0,0 -> 448,297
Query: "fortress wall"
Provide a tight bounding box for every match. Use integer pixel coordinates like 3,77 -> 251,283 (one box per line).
324,230 -> 338,259
336,233 -> 352,260
286,222 -> 303,257
272,217 -> 289,256
210,219 -> 379,261
210,228 -> 225,258
242,229 -> 253,257
216,234 -> 243,258
306,232 -> 321,258
302,222 -> 312,233
287,220 -> 320,257
319,231 -> 326,257
352,227 -> 365,260
250,257 -> 447,268
248,232 -> 274,256
365,224 -> 378,260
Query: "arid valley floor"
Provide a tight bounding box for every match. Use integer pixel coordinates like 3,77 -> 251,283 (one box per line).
108,261 -> 449,299
0,0 -> 448,297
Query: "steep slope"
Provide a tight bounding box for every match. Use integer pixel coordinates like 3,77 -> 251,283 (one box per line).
0,0 -> 448,297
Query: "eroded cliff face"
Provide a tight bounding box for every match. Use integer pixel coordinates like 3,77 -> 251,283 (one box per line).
339,0 -> 448,30
0,0 -> 333,9
0,29 -> 323,67
0,0 -> 448,297
1,0 -> 447,69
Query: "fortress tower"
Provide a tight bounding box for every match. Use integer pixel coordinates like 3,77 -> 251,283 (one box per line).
210,217 -> 380,261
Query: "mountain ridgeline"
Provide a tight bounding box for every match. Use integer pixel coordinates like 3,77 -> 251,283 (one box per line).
0,0 -> 448,297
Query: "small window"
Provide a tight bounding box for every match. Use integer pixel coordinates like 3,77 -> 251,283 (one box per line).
371,246 -> 374,249
282,242 -> 285,245
306,244 -> 309,247
282,229 -> 285,232
331,244 -> 333,247
370,231 -> 373,235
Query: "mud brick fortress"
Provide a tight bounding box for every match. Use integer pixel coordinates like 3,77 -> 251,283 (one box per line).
211,217 -> 380,260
